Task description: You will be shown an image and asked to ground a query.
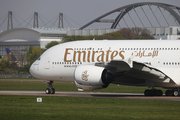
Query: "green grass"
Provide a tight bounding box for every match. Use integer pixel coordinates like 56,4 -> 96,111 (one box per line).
0,95 -> 180,120
0,80 -> 167,93
0,79 -> 179,120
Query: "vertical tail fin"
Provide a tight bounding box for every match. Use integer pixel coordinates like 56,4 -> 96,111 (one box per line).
5,48 -> 17,61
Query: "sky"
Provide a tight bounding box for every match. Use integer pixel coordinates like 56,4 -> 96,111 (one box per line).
0,0 -> 180,31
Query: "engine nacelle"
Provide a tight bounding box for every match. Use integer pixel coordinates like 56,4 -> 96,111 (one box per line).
74,65 -> 111,90
75,81 -> 108,90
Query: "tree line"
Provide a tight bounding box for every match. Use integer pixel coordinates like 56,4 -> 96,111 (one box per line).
0,27 -> 154,74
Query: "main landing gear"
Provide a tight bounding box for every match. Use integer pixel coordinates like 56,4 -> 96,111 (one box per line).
144,88 -> 180,96
45,81 -> 55,94
144,89 -> 163,96
165,89 -> 179,96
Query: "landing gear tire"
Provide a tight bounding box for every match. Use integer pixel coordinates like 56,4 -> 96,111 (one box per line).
165,90 -> 173,96
51,88 -> 55,94
45,81 -> 55,94
157,90 -> 163,96
165,90 -> 179,96
144,90 -> 151,96
174,90 -> 179,96
45,88 -> 55,94
144,89 -> 163,96
45,88 -> 51,94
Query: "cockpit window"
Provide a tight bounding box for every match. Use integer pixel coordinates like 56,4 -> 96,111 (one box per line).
37,57 -> 41,60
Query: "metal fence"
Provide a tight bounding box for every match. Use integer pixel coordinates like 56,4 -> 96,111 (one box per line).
0,74 -> 33,78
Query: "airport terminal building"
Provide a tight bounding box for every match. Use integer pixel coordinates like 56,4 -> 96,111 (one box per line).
0,28 -> 67,60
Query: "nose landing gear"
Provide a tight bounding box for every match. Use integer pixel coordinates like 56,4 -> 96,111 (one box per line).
45,81 -> 55,94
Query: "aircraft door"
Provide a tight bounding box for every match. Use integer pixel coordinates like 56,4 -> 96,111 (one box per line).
45,58 -> 50,69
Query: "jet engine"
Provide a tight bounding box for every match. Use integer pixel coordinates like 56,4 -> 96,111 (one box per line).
74,65 -> 112,90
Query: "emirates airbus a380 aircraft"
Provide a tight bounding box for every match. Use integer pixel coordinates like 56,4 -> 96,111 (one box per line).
30,40 -> 180,96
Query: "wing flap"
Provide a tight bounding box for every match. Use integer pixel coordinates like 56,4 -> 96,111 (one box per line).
133,61 -> 166,79
133,61 -> 170,83
105,60 -> 171,84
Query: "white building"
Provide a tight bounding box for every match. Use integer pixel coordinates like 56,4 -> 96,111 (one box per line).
0,28 -> 67,58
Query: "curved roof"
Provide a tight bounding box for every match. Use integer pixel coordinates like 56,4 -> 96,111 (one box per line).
80,2 -> 180,29
0,28 -> 67,36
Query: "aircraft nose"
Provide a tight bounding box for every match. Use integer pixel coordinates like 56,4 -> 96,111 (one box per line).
29,62 -> 40,78
29,64 -> 36,77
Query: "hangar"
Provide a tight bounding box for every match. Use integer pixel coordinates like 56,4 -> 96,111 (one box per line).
0,28 -> 67,59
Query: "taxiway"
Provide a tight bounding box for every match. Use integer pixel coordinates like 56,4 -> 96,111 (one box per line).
0,90 -> 180,101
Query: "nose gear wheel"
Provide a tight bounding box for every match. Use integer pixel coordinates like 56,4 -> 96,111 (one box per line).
45,81 -> 55,94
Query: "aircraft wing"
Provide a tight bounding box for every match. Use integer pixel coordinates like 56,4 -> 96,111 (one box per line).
103,60 -> 175,86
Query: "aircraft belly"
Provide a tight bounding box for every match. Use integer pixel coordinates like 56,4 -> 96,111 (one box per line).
112,75 -> 179,87
112,74 -> 146,86
59,67 -> 75,82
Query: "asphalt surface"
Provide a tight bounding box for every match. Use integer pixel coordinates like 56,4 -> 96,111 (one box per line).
0,90 -> 180,101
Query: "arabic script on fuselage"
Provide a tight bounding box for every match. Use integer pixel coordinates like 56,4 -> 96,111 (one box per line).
64,48 -> 159,62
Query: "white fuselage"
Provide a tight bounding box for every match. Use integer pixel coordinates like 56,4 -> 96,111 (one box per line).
30,40 -> 180,87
